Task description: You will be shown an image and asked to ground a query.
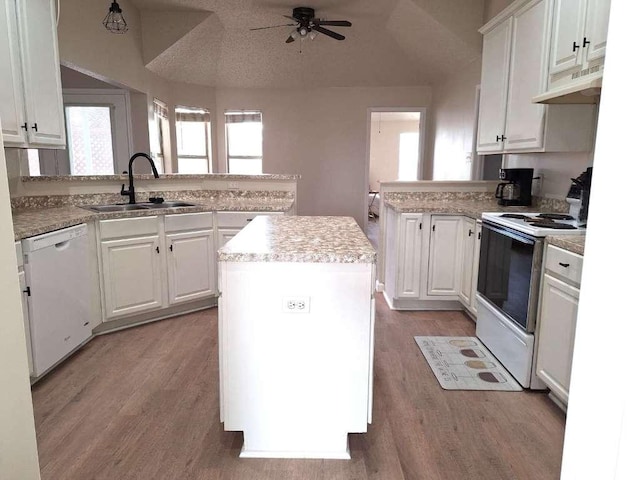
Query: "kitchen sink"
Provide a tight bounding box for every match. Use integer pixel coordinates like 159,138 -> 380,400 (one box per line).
82,201 -> 197,213
83,204 -> 152,213
138,201 -> 197,209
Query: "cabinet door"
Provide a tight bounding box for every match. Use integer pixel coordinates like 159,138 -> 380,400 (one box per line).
584,0 -> 610,62
470,221 -> 482,316
217,228 -> 241,250
397,214 -> 423,298
548,0 -> 586,75
167,230 -> 216,305
504,0 -> 548,151
459,218 -> 476,307
101,236 -> 164,319
18,270 -> 33,376
477,18 -> 512,153
427,216 -> 462,296
16,0 -> 65,147
536,273 -> 580,404
0,0 -> 27,145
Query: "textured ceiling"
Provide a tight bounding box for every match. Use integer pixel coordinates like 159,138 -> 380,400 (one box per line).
130,0 -> 484,88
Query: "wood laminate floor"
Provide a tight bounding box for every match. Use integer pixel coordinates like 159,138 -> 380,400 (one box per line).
32,296 -> 566,480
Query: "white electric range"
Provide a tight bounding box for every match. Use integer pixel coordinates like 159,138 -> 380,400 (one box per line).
475,211 -> 586,389
481,212 -> 586,237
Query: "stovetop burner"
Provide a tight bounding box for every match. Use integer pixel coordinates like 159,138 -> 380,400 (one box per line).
501,214 -> 529,219
537,213 -> 574,220
528,222 -> 577,230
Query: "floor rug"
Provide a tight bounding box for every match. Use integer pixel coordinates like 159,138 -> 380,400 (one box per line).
414,336 -> 522,391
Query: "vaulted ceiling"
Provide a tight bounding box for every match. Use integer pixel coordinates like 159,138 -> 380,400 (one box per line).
130,0 -> 484,88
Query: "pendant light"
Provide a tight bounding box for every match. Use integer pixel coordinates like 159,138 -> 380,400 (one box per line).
103,1 -> 128,34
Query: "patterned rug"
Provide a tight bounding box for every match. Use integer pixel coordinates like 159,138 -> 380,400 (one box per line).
414,336 -> 522,391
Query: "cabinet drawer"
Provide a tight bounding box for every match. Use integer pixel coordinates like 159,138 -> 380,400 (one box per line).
217,211 -> 282,228
165,212 -> 214,233
545,244 -> 583,285
100,216 -> 159,240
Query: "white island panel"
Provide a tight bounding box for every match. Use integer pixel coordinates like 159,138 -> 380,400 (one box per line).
218,216 -> 376,459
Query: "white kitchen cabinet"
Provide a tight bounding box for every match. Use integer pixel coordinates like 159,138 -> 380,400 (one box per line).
459,218 -> 476,307
478,0 -> 595,154
0,0 -> 65,147
166,230 -> 215,305
217,228 -> 241,251
536,244 -> 582,407
98,212 -> 217,321
101,235 -> 165,319
15,242 -> 33,376
383,210 -> 465,310
477,17 -> 512,152
427,216 -> 462,296
546,0 -> 610,92
397,213 -> 423,298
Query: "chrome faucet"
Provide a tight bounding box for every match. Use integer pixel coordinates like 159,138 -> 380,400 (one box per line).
120,153 -> 160,204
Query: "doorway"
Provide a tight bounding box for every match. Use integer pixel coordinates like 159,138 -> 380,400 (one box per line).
365,108 -> 427,249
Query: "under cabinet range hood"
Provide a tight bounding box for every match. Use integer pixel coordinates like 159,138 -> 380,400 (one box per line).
533,76 -> 602,104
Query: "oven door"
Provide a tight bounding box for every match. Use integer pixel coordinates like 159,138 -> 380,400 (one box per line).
477,222 -> 543,332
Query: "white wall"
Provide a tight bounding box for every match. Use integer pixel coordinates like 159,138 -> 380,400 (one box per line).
429,58 -> 481,180
483,0 -> 517,22
215,87 -> 431,227
505,152 -> 593,199
0,137 -> 41,479
369,119 -> 420,189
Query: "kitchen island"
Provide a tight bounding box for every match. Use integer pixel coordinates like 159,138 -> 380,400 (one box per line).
218,216 -> 376,459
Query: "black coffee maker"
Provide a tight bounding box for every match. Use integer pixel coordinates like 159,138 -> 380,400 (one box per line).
567,167 -> 592,222
495,168 -> 534,206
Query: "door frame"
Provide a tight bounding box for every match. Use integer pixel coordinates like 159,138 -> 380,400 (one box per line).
364,107 -> 428,225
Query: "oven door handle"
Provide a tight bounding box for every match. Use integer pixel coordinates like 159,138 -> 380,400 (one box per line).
482,221 -> 537,245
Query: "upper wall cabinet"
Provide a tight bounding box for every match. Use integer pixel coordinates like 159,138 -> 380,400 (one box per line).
535,0 -> 610,103
0,0 -> 65,148
477,0 -> 596,154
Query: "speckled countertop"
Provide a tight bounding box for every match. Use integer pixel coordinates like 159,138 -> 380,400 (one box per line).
546,235 -> 586,256
12,198 -> 295,241
384,198 -> 545,219
21,173 -> 301,182
218,216 -> 376,264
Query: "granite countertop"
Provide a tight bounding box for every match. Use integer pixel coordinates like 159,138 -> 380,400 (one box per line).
218,216 -> 376,264
383,198 -> 544,219
546,235 -> 586,256
12,198 -> 296,241
21,173 -> 301,182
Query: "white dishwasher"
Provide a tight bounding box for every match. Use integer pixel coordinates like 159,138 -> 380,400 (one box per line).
22,224 -> 92,377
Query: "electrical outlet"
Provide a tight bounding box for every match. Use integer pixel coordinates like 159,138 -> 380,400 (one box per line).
228,181 -> 240,190
282,296 -> 310,313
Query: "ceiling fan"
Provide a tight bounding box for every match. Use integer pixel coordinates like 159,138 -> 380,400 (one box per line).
250,7 -> 352,43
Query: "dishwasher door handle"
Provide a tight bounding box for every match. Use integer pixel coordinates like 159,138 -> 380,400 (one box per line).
54,240 -> 71,251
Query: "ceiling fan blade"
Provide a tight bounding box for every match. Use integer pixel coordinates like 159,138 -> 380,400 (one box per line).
285,35 -> 296,43
250,23 -> 296,31
314,20 -> 352,27
312,25 -> 346,40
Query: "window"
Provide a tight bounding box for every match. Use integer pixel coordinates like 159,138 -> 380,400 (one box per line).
150,99 -> 168,174
176,106 -> 211,174
27,149 -> 40,176
225,111 -> 263,174
397,132 -> 419,181
65,105 -> 115,175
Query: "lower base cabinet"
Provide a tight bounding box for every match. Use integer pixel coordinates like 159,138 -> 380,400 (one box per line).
98,212 -> 215,321
536,245 -> 583,405
384,209 -> 481,311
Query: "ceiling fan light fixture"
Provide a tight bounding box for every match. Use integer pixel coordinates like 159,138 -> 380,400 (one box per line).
299,26 -> 309,37
309,30 -> 318,40
103,1 -> 128,34
290,29 -> 300,40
